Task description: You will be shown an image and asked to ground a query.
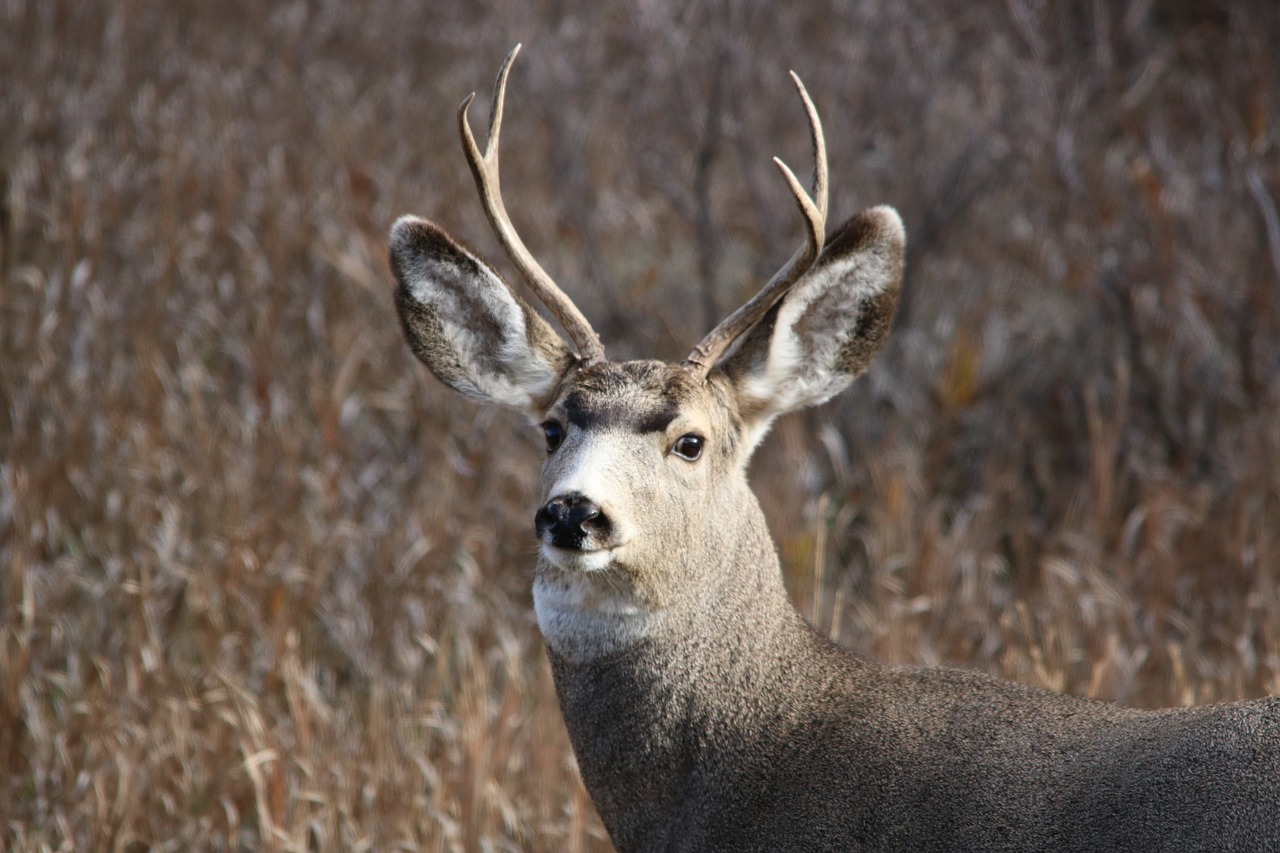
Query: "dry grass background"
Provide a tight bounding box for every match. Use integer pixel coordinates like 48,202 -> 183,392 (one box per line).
3,0 -> 1280,850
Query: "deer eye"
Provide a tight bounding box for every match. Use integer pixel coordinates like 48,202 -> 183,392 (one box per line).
542,421 -> 564,453
671,434 -> 704,461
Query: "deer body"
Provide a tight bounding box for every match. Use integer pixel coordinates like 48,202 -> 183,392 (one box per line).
540,480 -> 1279,851
390,47 -> 1280,852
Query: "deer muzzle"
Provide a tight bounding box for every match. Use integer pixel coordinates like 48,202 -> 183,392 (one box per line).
536,493 -> 612,551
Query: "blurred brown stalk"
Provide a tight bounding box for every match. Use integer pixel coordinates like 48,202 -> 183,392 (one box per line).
2,1 -> 1278,850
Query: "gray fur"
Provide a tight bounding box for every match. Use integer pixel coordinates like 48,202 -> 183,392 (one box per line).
391,203 -> 1280,851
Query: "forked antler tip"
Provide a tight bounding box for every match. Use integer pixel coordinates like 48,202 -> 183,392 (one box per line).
683,69 -> 831,380
455,45 -> 607,366
458,44 -> 524,159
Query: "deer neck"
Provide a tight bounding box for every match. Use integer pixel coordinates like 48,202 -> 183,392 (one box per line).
536,492 -> 827,849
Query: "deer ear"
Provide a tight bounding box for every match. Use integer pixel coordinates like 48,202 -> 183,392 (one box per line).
714,206 -> 903,437
390,215 -> 574,415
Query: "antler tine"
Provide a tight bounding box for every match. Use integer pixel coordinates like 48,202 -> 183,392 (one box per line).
458,44 -> 606,364
683,71 -> 828,379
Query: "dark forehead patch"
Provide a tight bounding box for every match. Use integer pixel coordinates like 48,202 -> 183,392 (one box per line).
563,393 -> 679,432
560,361 -> 695,433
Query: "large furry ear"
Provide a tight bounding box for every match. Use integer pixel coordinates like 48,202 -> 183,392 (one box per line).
713,206 -> 904,448
390,215 -> 574,415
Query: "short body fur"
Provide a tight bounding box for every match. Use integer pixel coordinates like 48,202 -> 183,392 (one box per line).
546,514 -> 1280,852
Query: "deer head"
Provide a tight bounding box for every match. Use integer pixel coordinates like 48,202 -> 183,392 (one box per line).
390,45 -> 904,661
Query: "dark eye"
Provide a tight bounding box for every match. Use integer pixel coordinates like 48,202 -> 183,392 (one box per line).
671,434 -> 704,461
542,421 -> 564,453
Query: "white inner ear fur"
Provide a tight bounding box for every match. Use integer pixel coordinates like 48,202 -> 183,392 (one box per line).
405,248 -> 560,411
741,247 -> 893,418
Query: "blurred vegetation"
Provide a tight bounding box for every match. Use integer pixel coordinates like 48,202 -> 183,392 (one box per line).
2,0 -> 1278,849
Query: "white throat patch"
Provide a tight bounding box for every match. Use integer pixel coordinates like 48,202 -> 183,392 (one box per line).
532,565 -> 660,662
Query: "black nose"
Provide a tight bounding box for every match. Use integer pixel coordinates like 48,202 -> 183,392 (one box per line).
535,493 -> 609,549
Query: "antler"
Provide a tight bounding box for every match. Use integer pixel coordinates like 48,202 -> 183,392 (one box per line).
682,71 -> 828,379
459,44 -> 606,364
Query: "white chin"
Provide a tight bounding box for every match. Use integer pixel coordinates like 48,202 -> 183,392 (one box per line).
540,543 -> 615,572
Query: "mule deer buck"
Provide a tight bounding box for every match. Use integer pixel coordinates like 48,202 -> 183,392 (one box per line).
390,46 -> 1280,852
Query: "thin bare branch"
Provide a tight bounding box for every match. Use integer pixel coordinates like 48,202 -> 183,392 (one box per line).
1246,167 -> 1280,285
459,44 -> 606,364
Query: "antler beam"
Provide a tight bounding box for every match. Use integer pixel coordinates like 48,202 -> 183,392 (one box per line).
459,44 -> 606,364
683,71 -> 829,379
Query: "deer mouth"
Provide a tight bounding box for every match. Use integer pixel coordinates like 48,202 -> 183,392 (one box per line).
539,541 -> 618,573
